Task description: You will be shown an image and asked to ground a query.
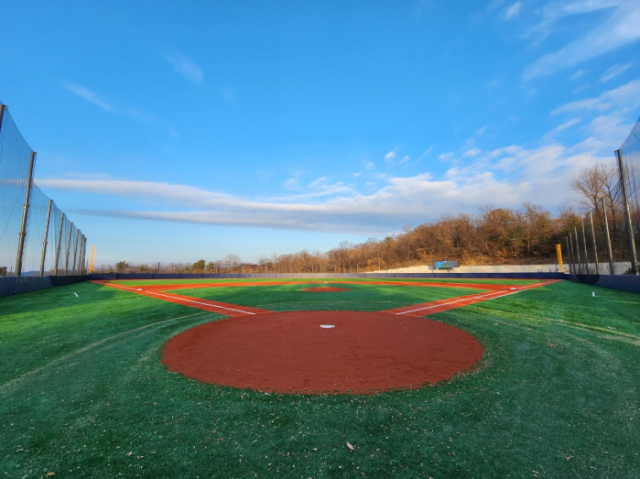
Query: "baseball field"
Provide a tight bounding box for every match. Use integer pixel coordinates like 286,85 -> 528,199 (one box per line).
1,277 -> 639,478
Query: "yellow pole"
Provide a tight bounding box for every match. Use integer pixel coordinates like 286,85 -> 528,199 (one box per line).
556,243 -> 564,273
88,245 -> 96,273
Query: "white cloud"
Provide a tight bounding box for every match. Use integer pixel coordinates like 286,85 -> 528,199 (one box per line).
438,152 -> 455,162
570,69 -> 588,80
600,62 -> 632,82
384,150 -> 396,163
523,1 -> 640,79
283,177 -> 300,190
164,48 -> 204,83
544,117 -> 581,139
417,146 -> 433,160
553,79 -> 640,114
64,83 -> 113,112
505,2 -> 522,20
35,140 -> 583,235
463,148 -> 481,158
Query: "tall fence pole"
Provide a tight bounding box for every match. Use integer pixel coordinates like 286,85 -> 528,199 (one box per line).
15,152 -> 37,276
39,199 -> 53,276
588,211 -> 599,274
54,213 -> 65,275
71,229 -> 80,274
615,149 -> 638,275
64,223 -> 73,275
0,103 -> 6,132
81,235 -> 87,273
600,198 -> 615,275
573,227 -> 582,274
566,237 -> 574,274
580,221 -> 589,274
79,236 -> 86,274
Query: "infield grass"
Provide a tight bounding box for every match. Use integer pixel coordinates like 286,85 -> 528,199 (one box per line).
1,279 -> 639,478
176,282 -> 483,312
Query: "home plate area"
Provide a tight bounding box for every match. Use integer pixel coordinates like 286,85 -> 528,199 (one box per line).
161,310 -> 483,395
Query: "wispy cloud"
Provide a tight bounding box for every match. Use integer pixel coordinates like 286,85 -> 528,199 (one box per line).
505,2 -> 522,20
64,83 -> 113,112
45,80 -> 640,236
523,1 -> 640,80
64,82 -> 179,138
417,146 -> 433,161
384,150 -> 396,163
463,148 -> 481,158
570,69 -> 588,80
164,48 -> 204,83
36,134 -> 597,235
600,62 -> 632,82
553,79 -> 640,114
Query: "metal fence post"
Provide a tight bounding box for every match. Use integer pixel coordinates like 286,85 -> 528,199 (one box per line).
79,236 -> 86,274
54,213 -> 65,275
566,236 -> 574,274
71,230 -> 80,274
588,211 -> 599,274
600,198 -> 615,275
615,149 -> 638,275
64,223 -> 73,275
0,103 -> 6,133
580,221 -> 589,274
39,199 -> 53,276
573,227 -> 582,274
15,152 -> 36,276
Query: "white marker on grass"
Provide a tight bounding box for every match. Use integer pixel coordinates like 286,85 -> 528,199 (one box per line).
74,292 -> 78,297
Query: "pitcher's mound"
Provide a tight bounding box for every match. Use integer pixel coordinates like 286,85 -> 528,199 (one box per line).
162,311 -> 483,394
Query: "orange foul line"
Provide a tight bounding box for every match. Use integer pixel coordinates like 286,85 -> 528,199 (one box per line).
90,280 -> 271,317
382,280 -> 560,317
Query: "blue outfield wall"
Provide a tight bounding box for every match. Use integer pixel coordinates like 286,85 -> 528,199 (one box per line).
0,276 -> 87,298
566,274 -> 640,294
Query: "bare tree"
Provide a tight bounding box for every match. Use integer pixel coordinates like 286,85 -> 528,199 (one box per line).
570,162 -> 620,212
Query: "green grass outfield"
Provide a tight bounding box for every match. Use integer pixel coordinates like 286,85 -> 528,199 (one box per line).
1,278 -> 639,478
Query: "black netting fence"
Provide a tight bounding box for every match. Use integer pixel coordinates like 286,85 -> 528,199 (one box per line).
565,116 -> 640,275
0,103 -> 87,276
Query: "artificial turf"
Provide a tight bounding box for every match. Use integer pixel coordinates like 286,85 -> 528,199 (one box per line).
0,279 -> 639,478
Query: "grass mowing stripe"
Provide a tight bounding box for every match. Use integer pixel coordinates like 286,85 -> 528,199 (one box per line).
0,311 -> 210,396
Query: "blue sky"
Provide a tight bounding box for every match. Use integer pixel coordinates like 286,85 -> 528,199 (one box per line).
2,0 -> 640,265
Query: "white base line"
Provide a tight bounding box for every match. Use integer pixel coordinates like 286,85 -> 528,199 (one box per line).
98,283 -> 257,315
146,291 -> 257,315
395,290 -> 508,315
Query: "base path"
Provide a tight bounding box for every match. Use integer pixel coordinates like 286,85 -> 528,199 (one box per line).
382,280 -> 559,316
90,280 -> 269,316
161,311 -> 484,394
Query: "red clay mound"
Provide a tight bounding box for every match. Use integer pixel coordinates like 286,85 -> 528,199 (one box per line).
161,311 -> 483,394
301,286 -> 351,292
